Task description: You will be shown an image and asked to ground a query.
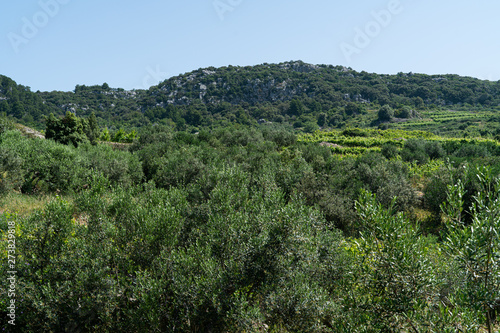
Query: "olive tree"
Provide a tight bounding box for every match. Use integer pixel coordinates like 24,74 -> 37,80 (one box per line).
441,166 -> 500,333
378,105 -> 394,121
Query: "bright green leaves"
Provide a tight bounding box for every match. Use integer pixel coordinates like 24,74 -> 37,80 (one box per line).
441,166 -> 500,332
353,190 -> 433,330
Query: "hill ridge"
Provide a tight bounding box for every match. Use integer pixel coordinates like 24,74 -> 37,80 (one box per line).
1,61 -> 499,132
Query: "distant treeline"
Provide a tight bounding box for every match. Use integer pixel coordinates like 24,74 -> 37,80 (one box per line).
1,61 -> 500,131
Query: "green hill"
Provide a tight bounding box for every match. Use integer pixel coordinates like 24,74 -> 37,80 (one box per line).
2,61 -> 500,134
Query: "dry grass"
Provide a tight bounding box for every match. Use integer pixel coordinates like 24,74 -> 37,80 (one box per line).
0,192 -> 66,217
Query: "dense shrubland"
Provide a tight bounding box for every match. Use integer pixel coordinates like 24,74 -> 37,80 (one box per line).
2,124 -> 500,331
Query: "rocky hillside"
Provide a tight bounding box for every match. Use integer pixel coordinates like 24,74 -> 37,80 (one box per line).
154,62 -> 323,105
1,61 -> 500,131
147,61 -> 499,108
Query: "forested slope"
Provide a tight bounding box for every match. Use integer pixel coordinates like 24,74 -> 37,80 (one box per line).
2,61 -> 500,133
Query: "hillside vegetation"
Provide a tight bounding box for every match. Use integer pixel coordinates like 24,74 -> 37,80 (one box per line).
2,61 -> 500,136
2,62 -> 500,331
2,120 -> 500,331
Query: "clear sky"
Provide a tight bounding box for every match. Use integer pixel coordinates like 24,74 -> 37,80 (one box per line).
1,0 -> 499,92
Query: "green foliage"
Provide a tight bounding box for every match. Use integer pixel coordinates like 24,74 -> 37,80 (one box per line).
45,111 -> 90,147
423,166 -> 452,215
0,116 -> 15,135
4,119 -> 500,330
398,106 -> 417,119
299,128 -> 438,156
345,102 -> 361,116
441,166 -> 500,332
112,128 -> 126,142
352,190 -> 433,330
135,167 -> 347,332
354,153 -> 417,212
288,98 -> 304,116
381,142 -> 399,159
400,138 -> 429,164
99,127 -> 111,141
454,143 -> 491,158
0,130 -> 142,195
262,128 -> 297,147
6,61 -> 500,133
317,112 -> 327,126
0,145 -> 23,195
84,112 -> 100,144
378,105 -> 394,121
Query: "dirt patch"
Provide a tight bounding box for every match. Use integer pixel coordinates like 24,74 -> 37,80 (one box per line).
100,141 -> 132,150
15,124 -> 45,139
74,213 -> 89,226
320,142 -> 343,148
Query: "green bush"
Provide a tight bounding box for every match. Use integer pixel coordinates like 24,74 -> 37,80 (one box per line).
441,166 -> 500,332
0,130 -> 143,194
424,167 -> 452,215
137,167 -> 348,332
262,128 -> 297,147
45,111 -> 89,147
0,116 -> 15,135
79,143 -> 144,188
425,140 -> 446,159
401,138 -> 429,165
378,105 -> 394,121
381,143 -> 399,159
349,190 -> 476,331
0,146 -> 23,195
354,152 -> 417,212
454,143 -> 491,158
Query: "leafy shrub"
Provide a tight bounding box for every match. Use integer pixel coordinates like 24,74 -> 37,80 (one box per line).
401,138 -> 429,165
0,146 -> 23,195
79,143 -> 144,188
424,167 -> 452,215
381,143 -> 399,159
0,130 -> 142,194
154,148 -> 206,189
352,191 -> 434,330
441,166 -> 500,332
378,105 -> 394,121
263,129 -> 297,147
45,111 -> 89,147
0,116 -> 15,135
355,154 -> 417,212
137,167 -> 348,332
425,140 -> 445,159
342,127 -> 369,137
454,143 -> 491,158
215,127 -> 264,147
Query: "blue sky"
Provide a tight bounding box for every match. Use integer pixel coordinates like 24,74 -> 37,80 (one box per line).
1,0 -> 499,92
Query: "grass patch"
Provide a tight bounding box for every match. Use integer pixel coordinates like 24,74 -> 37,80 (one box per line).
0,192 -> 66,217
